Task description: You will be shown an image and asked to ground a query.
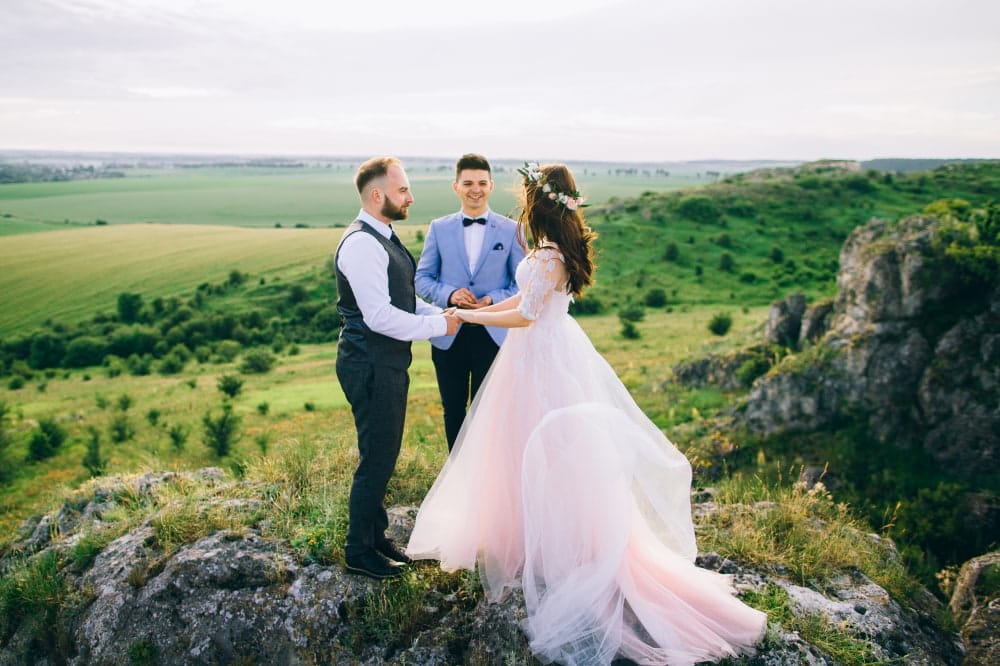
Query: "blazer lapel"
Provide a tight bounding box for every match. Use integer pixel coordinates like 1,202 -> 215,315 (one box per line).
452,214 -> 473,278
469,213 -> 497,281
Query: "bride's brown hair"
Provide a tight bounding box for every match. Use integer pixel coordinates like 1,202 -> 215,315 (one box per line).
516,164 -> 597,297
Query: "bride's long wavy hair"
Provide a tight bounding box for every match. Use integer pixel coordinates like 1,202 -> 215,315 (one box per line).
516,164 -> 597,297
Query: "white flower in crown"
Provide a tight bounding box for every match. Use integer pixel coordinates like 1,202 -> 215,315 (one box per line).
516,161 -> 588,211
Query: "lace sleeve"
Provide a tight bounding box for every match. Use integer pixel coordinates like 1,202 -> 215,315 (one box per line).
517,249 -> 566,320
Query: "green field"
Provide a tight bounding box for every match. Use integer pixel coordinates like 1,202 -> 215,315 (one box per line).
0,165 -> 710,234
0,224 -> 351,336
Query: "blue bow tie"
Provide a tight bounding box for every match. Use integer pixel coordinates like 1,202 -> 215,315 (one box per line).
463,217 -> 486,227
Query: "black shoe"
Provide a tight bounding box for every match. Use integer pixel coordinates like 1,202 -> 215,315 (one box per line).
345,550 -> 403,580
375,540 -> 412,565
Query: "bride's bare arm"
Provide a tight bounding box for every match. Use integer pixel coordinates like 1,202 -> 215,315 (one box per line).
471,293 -> 521,313
457,305 -> 531,328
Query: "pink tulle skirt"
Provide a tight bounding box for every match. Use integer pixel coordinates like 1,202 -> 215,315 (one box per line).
407,311 -> 766,665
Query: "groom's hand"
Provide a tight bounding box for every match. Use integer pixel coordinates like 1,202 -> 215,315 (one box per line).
443,314 -> 461,336
449,288 -> 476,308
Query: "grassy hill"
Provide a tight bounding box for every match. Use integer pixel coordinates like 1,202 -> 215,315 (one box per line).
1,159 -> 997,595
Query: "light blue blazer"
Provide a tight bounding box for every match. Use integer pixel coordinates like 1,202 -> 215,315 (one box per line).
416,210 -> 525,351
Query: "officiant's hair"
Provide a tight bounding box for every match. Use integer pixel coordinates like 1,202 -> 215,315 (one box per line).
519,164 -> 597,297
455,153 -> 491,180
355,156 -> 403,196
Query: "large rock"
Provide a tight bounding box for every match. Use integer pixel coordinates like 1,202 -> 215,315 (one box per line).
739,216 -> 1000,477
0,478 -> 967,665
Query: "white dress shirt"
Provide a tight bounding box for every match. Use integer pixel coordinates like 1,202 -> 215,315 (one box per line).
463,208 -> 489,273
336,209 -> 446,341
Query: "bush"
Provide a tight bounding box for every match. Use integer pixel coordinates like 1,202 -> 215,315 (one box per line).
644,288 -> 668,308
82,426 -> 106,477
770,246 -> 785,263
27,418 -> 66,461
568,296 -> 604,315
217,374 -> 244,399
202,403 -> 241,457
739,272 -> 758,283
620,320 -> 641,339
109,413 -> 135,443
146,409 -> 161,426
215,340 -> 242,363
62,336 -> 107,368
167,423 -> 188,452
676,195 -> 722,224
617,305 -> 646,323
716,233 -> 732,247
240,349 -> 275,374
8,376 -> 24,390
117,292 -> 144,324
719,252 -> 735,272
663,242 -> 680,262
257,402 -> 270,416
117,393 -> 133,412
708,312 -> 733,336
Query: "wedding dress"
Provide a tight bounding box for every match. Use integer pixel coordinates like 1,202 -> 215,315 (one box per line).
406,245 -> 767,665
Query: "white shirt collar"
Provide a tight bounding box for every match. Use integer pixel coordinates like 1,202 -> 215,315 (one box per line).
357,208 -> 394,238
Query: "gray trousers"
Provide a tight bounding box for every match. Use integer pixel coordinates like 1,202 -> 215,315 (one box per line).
336,359 -> 409,558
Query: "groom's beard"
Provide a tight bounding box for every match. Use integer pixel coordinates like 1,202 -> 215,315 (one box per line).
381,196 -> 409,221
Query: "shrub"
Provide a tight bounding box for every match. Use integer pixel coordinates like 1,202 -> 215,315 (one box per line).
168,423 -> 188,452
676,195 -> 721,224
708,312 -> 733,336
62,336 -> 107,368
770,246 -> 785,263
109,413 -> 135,443
644,288 -> 668,308
620,320 -> 641,339
203,403 -> 241,457
157,351 -> 187,375
215,340 -> 242,363
117,393 -> 133,412
568,296 -> 603,315
719,252 -> 735,272
739,272 -> 758,283
217,374 -> 244,399
27,418 -> 67,461
8,376 -> 24,390
663,242 -> 680,262
257,402 -> 270,416
240,349 -> 275,374
716,233 -> 732,248
82,426 -> 106,477
304,402 -> 316,412
146,409 -> 161,426
617,305 -> 646,323
117,293 -> 144,323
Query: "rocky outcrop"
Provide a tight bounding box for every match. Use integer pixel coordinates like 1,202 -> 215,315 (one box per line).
0,471 -> 965,665
738,216 -> 999,477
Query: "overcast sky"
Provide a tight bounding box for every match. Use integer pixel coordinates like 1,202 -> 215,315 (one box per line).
2,0 -> 998,161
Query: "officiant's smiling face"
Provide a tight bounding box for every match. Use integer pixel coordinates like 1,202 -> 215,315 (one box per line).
453,169 -> 494,218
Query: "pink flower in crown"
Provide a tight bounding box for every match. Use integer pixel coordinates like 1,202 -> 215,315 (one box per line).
566,196 -> 586,211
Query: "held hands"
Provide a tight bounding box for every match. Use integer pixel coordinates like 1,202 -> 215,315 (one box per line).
443,314 -> 461,336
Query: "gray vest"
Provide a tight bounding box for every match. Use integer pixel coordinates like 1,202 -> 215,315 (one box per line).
335,220 -> 416,370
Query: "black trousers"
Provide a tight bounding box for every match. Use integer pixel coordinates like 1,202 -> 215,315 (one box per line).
432,324 -> 499,450
337,359 -> 409,558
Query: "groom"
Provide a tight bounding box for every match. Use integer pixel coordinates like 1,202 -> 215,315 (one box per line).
416,153 -> 525,450
335,156 -> 460,579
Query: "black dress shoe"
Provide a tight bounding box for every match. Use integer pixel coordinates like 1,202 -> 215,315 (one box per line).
345,551 -> 403,580
375,540 -> 412,564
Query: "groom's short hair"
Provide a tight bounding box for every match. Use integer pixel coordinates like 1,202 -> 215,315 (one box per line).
355,157 -> 402,195
455,153 -> 491,181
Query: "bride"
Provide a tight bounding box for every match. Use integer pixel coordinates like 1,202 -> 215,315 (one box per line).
406,163 -> 767,665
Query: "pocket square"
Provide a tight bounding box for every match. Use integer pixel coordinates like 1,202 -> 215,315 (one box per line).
493,242 -> 504,251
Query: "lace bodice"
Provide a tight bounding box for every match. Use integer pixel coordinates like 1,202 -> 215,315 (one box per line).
516,245 -> 571,321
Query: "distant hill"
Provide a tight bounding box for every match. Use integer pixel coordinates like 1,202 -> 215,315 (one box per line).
860,157 -> 991,172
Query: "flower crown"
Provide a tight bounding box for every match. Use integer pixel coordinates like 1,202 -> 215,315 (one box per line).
517,162 -> 587,211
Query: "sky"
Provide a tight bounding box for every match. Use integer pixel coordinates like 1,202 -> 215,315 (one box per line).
1,0 -> 999,162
